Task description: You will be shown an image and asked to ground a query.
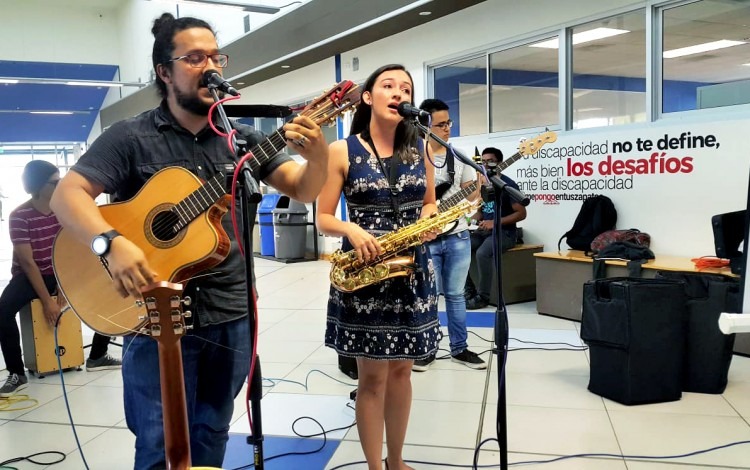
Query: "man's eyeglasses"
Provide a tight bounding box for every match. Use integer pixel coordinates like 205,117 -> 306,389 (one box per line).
432,120 -> 453,130
169,53 -> 229,68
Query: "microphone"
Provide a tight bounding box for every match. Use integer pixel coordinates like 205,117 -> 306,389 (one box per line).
202,70 -> 240,96
397,102 -> 430,119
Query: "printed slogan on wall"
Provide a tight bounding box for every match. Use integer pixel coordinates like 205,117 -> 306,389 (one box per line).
516,132 -> 720,204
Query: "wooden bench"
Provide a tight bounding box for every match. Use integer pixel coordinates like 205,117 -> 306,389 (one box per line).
468,244 -> 543,305
534,250 -> 749,356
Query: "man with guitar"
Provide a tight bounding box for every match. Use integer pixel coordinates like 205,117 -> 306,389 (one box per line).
412,99 -> 486,372
465,147 -> 527,310
50,13 -> 329,469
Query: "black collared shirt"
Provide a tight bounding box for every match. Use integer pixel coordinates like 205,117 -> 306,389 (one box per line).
73,100 -> 291,326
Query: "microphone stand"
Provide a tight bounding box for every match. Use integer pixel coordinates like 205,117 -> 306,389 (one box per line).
410,118 -> 528,470
207,86 -> 266,469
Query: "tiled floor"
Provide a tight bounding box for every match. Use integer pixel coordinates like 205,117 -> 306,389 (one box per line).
1,237 -> 750,468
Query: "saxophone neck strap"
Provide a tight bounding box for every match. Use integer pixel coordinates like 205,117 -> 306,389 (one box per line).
364,133 -> 402,224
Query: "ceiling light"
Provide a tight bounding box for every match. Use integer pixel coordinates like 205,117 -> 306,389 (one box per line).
30,111 -> 75,115
419,11 -> 431,16
66,81 -> 124,87
530,27 -> 630,49
0,79 -> 19,84
663,40 -> 745,59
280,65 -> 291,69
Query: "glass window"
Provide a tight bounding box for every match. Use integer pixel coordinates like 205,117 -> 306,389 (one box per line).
662,0 -> 750,113
572,11 -> 646,129
491,38 -> 559,133
433,57 -> 488,136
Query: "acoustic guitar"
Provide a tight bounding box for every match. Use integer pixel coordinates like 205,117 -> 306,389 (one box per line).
53,81 -> 361,336
139,281 -> 225,470
436,130 -> 557,228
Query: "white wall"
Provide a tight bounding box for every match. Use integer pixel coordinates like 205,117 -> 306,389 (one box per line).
0,0 -> 121,64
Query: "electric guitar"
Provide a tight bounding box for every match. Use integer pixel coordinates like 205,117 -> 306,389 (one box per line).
53,81 -> 361,336
436,131 -> 557,233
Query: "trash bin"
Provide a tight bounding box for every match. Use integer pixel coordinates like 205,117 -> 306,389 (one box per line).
656,271 -> 740,394
272,196 -> 308,259
259,194 -> 281,256
581,277 -> 686,405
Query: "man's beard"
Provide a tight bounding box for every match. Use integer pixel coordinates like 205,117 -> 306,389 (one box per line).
174,85 -> 212,116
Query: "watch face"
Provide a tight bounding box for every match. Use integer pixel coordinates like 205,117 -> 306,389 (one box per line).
92,236 -> 108,255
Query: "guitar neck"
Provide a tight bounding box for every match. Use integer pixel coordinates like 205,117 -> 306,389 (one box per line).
436,150 -> 523,212
438,181 -> 478,212
242,125 -> 291,173
170,173 -> 227,233
498,150 -> 522,172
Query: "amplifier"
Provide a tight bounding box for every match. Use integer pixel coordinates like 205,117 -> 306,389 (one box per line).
19,298 -> 84,377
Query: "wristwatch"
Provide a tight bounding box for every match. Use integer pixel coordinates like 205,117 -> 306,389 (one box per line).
91,229 -> 122,257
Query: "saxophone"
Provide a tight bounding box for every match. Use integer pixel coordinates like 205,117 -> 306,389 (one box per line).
329,198 -> 480,292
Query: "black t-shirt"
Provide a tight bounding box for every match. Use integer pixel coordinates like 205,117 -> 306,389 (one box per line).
73,101 -> 291,326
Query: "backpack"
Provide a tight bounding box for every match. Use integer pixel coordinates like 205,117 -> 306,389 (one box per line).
558,195 -> 617,252
590,229 -> 651,254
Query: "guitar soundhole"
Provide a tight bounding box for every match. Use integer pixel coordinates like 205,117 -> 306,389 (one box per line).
151,210 -> 180,242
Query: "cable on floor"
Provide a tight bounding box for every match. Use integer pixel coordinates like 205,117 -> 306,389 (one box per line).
0,451 -> 66,468
228,408 -> 357,470
0,394 -> 38,411
54,308 -> 87,469
472,436 -> 750,468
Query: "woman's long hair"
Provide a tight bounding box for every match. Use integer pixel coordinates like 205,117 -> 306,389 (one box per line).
349,64 -> 420,163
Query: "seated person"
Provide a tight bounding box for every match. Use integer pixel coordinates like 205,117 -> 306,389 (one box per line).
465,147 -> 527,310
0,162 -> 120,397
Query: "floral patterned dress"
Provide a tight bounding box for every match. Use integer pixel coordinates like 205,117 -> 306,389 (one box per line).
325,135 -> 440,361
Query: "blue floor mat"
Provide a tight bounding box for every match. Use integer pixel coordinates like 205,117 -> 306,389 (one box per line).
223,433 -> 342,469
438,310 -> 496,328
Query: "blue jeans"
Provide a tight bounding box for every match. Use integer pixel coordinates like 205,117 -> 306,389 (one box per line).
428,230 -> 471,355
123,316 -> 250,469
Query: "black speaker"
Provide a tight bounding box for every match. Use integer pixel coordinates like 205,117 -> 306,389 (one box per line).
582,278 -> 686,405
656,271 -> 740,394
338,354 -> 358,380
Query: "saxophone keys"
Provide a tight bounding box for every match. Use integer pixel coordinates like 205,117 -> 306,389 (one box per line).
373,264 -> 389,279
358,267 -> 375,283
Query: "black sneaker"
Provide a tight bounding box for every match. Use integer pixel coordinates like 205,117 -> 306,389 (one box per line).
466,295 -> 489,310
412,354 -> 436,372
0,373 -> 28,397
451,349 -> 487,370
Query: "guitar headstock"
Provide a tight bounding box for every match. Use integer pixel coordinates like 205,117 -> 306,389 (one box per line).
301,80 -> 361,127
518,130 -> 557,156
140,282 -> 191,343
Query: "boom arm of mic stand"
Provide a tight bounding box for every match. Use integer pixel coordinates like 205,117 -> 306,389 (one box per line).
410,119 -> 529,206
208,87 -> 262,203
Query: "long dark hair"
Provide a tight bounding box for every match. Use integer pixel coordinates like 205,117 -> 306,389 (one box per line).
151,13 -> 215,99
349,64 -> 420,163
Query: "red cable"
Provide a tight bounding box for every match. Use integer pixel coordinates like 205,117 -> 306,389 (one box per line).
691,256 -> 730,270
206,93 -> 260,435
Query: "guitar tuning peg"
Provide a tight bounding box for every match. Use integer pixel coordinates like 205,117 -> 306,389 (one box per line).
185,324 -> 194,330
182,296 -> 192,307
183,310 -> 192,318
